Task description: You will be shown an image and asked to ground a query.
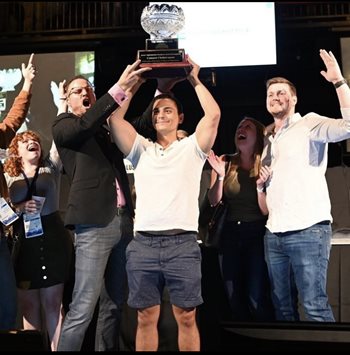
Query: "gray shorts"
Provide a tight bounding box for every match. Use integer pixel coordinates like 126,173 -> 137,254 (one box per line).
126,231 -> 203,309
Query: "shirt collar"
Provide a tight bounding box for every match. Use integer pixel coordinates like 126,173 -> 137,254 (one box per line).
265,113 -> 302,138
155,138 -> 180,150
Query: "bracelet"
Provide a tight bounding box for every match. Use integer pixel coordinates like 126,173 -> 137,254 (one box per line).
256,186 -> 265,193
333,79 -> 348,89
217,176 -> 224,181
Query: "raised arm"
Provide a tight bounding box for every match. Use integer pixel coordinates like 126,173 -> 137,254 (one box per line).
53,59 -> 151,148
48,80 -> 66,170
56,80 -> 68,115
109,62 -> 148,156
21,53 -> 36,93
319,49 -> 350,108
48,139 -> 62,171
0,53 -> 36,147
188,57 -> 221,153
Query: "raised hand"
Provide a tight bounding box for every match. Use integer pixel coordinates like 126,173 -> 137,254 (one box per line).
58,80 -> 66,99
207,150 -> 225,178
319,49 -> 344,83
21,53 -> 36,83
50,80 -> 67,110
186,55 -> 200,85
125,74 -> 146,99
116,59 -> 151,93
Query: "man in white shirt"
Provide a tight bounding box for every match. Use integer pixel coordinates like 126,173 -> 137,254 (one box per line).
261,49 -> 350,321
109,57 -> 221,351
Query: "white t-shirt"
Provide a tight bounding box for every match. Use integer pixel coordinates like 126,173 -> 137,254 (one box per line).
127,133 -> 207,233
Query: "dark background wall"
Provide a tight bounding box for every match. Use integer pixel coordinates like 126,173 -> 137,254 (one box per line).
0,2 -> 349,165
96,27 -> 347,165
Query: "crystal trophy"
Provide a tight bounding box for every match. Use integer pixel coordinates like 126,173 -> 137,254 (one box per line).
138,3 -> 192,78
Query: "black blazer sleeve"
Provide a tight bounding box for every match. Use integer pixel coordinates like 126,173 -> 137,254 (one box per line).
52,93 -> 118,149
52,93 -> 132,228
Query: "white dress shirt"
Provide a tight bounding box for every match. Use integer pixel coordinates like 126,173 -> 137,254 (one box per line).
262,109 -> 350,233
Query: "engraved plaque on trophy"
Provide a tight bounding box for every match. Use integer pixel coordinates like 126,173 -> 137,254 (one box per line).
138,3 -> 192,78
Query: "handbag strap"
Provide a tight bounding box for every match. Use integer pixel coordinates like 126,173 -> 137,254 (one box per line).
220,155 -> 232,203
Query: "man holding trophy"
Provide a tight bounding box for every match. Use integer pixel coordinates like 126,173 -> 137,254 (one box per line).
108,5 -> 221,352
110,57 -> 220,352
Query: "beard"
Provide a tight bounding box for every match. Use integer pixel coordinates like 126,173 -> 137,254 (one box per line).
269,101 -> 291,119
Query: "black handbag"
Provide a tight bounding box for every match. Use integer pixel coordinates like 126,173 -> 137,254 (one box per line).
198,156 -> 231,248
9,233 -> 21,267
5,225 -> 21,267
198,192 -> 228,248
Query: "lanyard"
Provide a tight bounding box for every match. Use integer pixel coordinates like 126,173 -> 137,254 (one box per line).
21,167 -> 39,200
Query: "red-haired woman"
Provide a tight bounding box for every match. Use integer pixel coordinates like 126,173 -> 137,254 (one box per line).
3,130 -> 73,351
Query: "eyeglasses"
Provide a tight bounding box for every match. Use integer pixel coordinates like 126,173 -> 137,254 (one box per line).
68,86 -> 95,97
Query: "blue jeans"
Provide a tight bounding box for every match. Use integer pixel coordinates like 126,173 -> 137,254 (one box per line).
57,212 -> 133,351
264,222 -> 335,322
219,220 -> 275,321
0,236 -> 17,329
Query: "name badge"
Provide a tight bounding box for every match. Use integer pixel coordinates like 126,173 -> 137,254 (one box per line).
0,197 -> 19,226
23,212 -> 44,238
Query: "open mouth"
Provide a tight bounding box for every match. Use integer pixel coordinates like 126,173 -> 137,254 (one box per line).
27,143 -> 39,152
83,98 -> 90,107
237,133 -> 246,140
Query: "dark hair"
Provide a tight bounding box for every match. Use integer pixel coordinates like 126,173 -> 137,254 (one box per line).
64,75 -> 94,92
151,93 -> 184,115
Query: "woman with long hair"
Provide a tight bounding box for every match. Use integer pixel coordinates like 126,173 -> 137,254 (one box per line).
207,116 -> 274,321
3,130 -> 73,351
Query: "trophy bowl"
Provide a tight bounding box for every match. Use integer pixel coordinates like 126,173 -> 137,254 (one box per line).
140,3 -> 185,40
138,3 -> 192,78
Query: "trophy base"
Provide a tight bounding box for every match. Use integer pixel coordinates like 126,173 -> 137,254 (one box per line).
139,61 -> 193,78
138,48 -> 185,64
145,38 -> 178,50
